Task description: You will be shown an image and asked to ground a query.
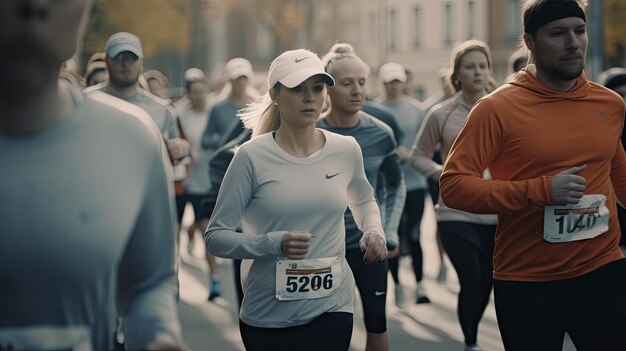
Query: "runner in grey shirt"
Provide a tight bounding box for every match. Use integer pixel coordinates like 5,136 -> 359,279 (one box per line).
206,130 -> 383,326
0,6 -> 185,346
318,114 -> 404,250
86,84 -> 178,139
378,62 -> 431,306
84,32 -> 188,164
318,42 -> 406,351
206,49 -> 387,351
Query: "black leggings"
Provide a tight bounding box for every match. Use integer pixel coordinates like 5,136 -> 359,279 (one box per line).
346,249 -> 388,333
494,259 -> 626,351
389,189 -> 426,283
427,150 -> 441,205
439,221 -> 495,345
239,312 -> 353,351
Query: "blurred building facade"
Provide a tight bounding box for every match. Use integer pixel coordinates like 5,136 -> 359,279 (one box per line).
199,0 -> 533,100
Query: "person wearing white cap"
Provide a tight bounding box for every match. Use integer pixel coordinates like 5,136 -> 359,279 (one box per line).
377,62 -> 431,308
85,32 -> 190,167
201,57 -> 256,153
0,1 -> 186,350
205,49 -> 388,351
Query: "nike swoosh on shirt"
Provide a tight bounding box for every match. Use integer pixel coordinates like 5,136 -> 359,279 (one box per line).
374,291 -> 386,296
326,173 -> 341,179
598,110 -> 611,116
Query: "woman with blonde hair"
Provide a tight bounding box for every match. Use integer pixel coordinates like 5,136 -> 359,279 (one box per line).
317,43 -> 405,351
411,39 -> 498,351
205,48 -> 387,351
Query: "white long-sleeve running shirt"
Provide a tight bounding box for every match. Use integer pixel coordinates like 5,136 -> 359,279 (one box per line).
205,129 -> 384,328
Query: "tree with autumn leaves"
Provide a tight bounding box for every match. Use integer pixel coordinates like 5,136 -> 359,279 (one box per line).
81,0 -> 626,80
604,0 -> 626,66
84,0 -> 191,59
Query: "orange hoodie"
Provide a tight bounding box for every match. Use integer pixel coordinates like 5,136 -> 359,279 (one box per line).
440,66 -> 626,281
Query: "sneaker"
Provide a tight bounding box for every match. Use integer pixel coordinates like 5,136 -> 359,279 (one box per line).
415,282 -> 431,304
464,344 -> 482,351
208,276 -> 222,301
437,265 -> 447,283
394,284 -> 405,309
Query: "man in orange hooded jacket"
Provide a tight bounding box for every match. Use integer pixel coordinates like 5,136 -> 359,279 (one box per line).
440,1 -> 626,350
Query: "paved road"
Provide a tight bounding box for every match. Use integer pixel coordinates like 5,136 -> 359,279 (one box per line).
177,200 -> 576,351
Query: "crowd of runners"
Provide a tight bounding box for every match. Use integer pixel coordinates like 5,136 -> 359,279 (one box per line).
1,0 -> 626,350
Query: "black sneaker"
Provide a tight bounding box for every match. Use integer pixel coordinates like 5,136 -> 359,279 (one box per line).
416,295 -> 431,304
208,291 -> 221,301
415,283 -> 431,304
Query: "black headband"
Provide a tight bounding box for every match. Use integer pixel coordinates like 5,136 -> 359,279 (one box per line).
524,1 -> 586,35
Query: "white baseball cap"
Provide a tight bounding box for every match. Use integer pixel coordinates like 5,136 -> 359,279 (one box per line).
268,49 -> 335,88
225,58 -> 254,81
183,68 -> 206,82
379,62 -> 407,83
105,32 -> 143,58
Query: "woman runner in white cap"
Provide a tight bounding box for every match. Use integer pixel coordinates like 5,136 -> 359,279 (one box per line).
204,49 -> 387,351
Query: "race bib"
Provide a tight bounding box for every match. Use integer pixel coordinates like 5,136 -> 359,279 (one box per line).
543,194 -> 609,243
275,257 -> 341,301
0,325 -> 91,351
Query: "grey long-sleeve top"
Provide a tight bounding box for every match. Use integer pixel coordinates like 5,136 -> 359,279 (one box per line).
205,129 -> 384,328
411,92 -> 496,225
0,90 -> 183,350
317,113 -> 405,250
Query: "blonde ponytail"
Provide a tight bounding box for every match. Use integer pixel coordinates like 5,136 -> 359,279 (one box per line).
238,88 -> 281,138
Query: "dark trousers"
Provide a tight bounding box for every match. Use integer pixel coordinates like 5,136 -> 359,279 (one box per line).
494,259 -> 626,351
346,249 -> 388,333
439,221 -> 496,345
389,189 -> 427,283
239,312 -> 353,351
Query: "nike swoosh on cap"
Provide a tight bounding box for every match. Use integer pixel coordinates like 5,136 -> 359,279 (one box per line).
295,57 -> 310,63
326,172 -> 341,179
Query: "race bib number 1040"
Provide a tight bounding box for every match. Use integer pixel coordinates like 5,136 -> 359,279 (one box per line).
543,194 -> 609,243
275,257 -> 341,301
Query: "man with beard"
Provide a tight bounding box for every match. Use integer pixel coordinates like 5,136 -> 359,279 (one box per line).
85,33 -> 189,350
440,1 -> 626,350
0,1 -> 185,350
85,32 -> 188,164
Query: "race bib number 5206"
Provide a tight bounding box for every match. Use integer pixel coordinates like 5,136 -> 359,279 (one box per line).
275,257 -> 341,301
543,194 -> 609,243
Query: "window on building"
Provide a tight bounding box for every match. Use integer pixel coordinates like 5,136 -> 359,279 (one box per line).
468,0 -> 476,39
507,0 -> 521,39
413,6 -> 421,48
388,9 -> 397,51
444,2 -> 453,46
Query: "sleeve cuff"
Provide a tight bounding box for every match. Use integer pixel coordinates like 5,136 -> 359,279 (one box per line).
266,231 -> 288,257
